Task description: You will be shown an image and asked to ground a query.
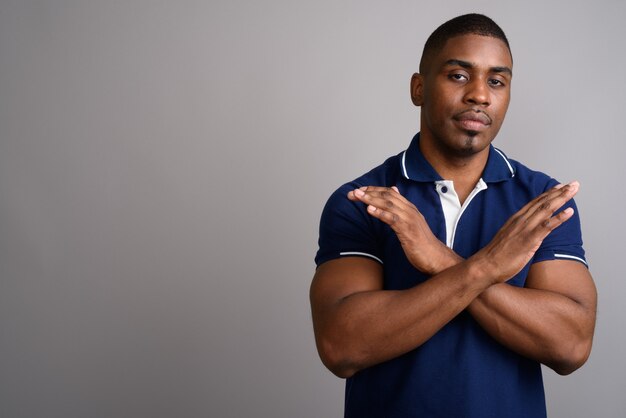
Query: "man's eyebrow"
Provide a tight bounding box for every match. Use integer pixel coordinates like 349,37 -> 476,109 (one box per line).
491,66 -> 513,76
444,59 -> 473,69
444,59 -> 512,76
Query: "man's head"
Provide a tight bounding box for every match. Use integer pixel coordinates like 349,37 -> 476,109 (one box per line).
411,14 -> 513,159
419,14 -> 511,74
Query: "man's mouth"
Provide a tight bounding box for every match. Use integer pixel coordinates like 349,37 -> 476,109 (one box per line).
453,109 -> 492,131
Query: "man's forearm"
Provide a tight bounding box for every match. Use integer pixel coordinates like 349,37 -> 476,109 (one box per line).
312,258 -> 493,378
417,246 -> 596,374
314,253 -> 595,378
466,265 -> 596,374
428,252 -> 596,374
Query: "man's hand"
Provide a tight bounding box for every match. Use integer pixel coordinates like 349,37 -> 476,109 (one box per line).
348,186 -> 460,275
470,181 -> 580,283
349,181 -> 579,282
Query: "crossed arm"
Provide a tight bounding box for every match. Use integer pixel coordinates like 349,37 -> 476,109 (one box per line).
310,183 -> 597,378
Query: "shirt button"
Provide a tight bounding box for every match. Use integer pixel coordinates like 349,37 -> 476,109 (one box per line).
441,186 -> 448,193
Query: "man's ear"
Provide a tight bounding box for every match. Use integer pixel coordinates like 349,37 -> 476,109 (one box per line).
410,73 -> 424,106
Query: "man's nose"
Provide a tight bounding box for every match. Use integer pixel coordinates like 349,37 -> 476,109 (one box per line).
464,79 -> 490,106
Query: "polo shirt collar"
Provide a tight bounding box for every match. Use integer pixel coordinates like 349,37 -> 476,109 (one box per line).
401,132 -> 515,183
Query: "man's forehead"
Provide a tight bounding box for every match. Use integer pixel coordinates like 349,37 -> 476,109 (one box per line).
431,34 -> 513,71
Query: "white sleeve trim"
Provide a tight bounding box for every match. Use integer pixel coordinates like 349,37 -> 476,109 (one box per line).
339,251 -> 384,264
554,253 -> 588,266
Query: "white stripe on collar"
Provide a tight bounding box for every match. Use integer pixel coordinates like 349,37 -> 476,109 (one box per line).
401,151 -> 409,179
493,147 -> 515,177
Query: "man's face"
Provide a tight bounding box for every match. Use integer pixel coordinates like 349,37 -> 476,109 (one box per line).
413,34 -> 513,158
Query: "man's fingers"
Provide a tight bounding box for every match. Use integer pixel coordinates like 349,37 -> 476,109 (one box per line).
544,206 -> 575,229
348,186 -> 411,212
346,185 -> 416,228
525,182 -> 578,223
513,181 -> 579,225
503,183 -> 579,247
347,186 -> 371,201
351,182 -> 579,237
366,204 -> 400,226
556,206 -> 575,222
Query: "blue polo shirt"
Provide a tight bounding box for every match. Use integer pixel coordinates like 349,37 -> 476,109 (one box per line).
315,133 -> 587,418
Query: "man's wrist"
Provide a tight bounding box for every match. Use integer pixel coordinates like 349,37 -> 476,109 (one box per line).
428,246 -> 464,275
466,252 -> 502,286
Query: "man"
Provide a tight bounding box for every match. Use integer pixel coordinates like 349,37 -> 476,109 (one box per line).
310,14 -> 597,418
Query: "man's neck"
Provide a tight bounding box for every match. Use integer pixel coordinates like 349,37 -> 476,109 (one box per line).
418,136 -> 490,204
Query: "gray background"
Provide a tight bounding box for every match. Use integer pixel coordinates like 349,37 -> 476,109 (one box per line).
0,1 -> 624,417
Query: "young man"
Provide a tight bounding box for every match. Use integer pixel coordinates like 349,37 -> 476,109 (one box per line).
310,14 -> 597,418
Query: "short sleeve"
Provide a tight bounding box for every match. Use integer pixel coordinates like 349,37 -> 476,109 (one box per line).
532,182 -> 588,267
315,184 -> 384,267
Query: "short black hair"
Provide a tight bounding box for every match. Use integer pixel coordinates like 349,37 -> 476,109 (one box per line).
419,14 -> 511,73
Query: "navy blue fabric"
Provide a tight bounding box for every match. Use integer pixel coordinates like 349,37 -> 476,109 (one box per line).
315,133 -> 587,418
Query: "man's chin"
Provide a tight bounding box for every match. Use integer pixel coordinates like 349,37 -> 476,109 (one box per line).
463,131 -> 477,144
448,133 -> 493,158
458,134 -> 481,155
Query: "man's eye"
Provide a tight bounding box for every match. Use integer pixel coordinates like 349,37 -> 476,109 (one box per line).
449,73 -> 468,81
489,79 -> 504,86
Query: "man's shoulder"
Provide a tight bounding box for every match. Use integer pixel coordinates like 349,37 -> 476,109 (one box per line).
330,151 -> 405,196
318,151 -> 405,231
503,153 -> 559,193
315,152 -> 404,267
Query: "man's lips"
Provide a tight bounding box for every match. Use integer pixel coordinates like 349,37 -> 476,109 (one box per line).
453,109 -> 492,131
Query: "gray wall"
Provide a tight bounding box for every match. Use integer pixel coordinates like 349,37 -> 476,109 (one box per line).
0,1 -> 623,417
